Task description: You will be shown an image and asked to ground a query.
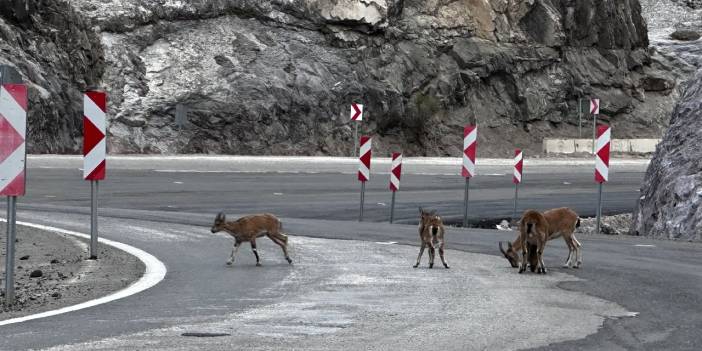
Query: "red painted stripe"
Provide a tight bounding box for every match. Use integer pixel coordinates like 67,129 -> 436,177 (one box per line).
513,149 -> 522,184
0,114 -> 24,162
83,116 -> 105,155
86,91 -> 107,112
3,84 -> 27,111
1,170 -> 25,196
85,160 -> 106,181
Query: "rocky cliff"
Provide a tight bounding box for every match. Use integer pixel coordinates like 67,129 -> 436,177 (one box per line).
0,0 -> 104,152
630,71 -> 702,240
0,0 -> 684,155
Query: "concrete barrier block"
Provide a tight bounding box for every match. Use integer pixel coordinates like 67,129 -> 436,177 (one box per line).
629,139 -> 660,153
574,139 -> 594,153
611,139 -> 631,153
543,139 -> 576,154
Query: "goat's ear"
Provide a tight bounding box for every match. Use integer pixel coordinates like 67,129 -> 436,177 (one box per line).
216,212 -> 225,221
419,207 -> 424,215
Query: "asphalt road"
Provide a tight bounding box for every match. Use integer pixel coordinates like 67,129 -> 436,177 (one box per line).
3,156 -> 700,350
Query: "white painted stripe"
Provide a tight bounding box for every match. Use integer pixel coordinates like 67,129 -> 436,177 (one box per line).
595,157 -> 609,181
634,244 -> 655,247
513,170 -> 522,182
391,154 -> 402,169
0,142 -> 25,190
463,129 -> 477,150
83,138 -> 106,179
0,86 -> 26,136
462,155 -> 475,176
359,167 -> 370,180
0,220 -> 166,326
596,128 -> 611,153
359,139 -> 371,156
84,94 -> 106,133
514,152 -> 522,164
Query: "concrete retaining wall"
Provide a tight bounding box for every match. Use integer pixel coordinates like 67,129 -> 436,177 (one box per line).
543,139 -> 660,154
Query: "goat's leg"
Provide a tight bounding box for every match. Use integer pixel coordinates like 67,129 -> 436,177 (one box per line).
268,234 -> 293,264
573,236 -> 583,268
228,241 -> 241,265
519,241 -> 528,274
413,242 -> 426,268
563,236 -> 575,268
438,241 -> 449,269
251,239 -> 262,266
537,240 -> 547,274
428,243 -> 436,269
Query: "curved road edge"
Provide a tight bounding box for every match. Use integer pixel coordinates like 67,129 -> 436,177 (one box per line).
0,220 -> 167,327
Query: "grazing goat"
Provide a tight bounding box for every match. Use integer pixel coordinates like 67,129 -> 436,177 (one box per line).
517,210 -> 549,274
211,212 -> 292,266
414,208 -> 449,269
499,207 -> 582,270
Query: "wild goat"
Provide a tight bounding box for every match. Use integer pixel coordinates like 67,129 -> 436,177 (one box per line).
499,207 -> 582,271
413,208 -> 449,269
210,212 -> 292,266
517,210 -> 549,274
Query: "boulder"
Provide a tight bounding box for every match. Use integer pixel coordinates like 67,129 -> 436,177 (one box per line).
631,71 -> 702,240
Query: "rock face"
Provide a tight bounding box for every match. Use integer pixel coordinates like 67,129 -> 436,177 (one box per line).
0,0 -> 685,155
0,0 -> 104,152
631,71 -> 702,240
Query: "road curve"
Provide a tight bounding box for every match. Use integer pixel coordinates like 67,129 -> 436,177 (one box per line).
1,157 -> 700,350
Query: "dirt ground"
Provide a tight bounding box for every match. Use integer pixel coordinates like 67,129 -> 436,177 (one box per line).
0,225 -> 144,320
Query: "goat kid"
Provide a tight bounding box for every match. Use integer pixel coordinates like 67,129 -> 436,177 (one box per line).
211,212 -> 293,266
414,208 -> 449,269
517,210 -> 549,274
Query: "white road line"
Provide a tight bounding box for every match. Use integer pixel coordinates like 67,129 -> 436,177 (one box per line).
634,244 -> 656,248
0,220 -> 167,326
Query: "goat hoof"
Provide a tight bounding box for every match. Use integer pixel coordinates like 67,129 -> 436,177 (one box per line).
226,261 -> 233,266
286,258 -> 293,264
256,263 -> 262,267
429,264 -> 434,269
413,264 -> 419,268
444,264 -> 450,269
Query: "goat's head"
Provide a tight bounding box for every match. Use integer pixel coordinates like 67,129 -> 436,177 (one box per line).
499,241 -> 520,268
211,212 -> 227,233
419,207 -> 442,235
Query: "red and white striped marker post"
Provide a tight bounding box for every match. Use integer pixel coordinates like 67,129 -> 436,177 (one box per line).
462,125 -> 477,227
388,152 -> 402,223
0,83 -> 27,305
350,103 -> 363,156
84,91 -> 107,259
590,98 -> 600,153
358,136 -> 371,221
595,124 -> 610,234
513,149 -> 523,221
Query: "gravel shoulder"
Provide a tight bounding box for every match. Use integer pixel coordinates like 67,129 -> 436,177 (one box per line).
0,224 -> 145,320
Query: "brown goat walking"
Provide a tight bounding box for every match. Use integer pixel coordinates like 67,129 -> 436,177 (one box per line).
210,212 -> 292,266
414,208 -> 449,269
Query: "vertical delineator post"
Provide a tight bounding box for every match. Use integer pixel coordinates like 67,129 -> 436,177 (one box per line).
594,124 -> 610,234
512,149 -> 523,222
578,99 -> 582,139
590,98 -> 600,154
389,191 -> 396,224
84,90 -> 107,259
462,125 -> 477,228
357,136 -> 372,222
388,152 -> 402,224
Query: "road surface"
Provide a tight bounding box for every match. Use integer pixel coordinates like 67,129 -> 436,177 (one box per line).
2,156 -> 700,350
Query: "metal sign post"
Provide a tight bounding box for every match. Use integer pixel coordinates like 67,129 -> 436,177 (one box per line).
594,125 -> 611,234
357,136 -> 371,222
388,153 -> 402,223
84,91 -> 107,259
0,83 -> 27,306
462,125 -> 477,227
590,99 -> 600,154
5,196 -> 16,304
350,103 -> 363,157
578,99 -> 582,138
513,149 -> 523,222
